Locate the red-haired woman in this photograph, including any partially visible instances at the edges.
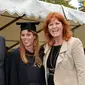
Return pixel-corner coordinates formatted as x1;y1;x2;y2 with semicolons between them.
40;12;85;85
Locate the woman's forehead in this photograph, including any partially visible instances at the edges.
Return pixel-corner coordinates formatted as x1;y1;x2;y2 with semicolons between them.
21;30;32;33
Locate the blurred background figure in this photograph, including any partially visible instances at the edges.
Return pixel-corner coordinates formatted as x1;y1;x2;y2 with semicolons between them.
0;36;6;85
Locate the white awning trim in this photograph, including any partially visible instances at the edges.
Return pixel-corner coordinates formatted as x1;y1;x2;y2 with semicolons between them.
0;0;85;24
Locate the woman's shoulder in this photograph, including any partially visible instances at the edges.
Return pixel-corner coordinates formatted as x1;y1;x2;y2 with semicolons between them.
9;48;19;55
68;37;82;44
69;37;81;40
39;44;46;60
40;43;45;50
39;43;49;50
39;43;47;54
67;37;83;48
8;48;20;60
5;48;20;67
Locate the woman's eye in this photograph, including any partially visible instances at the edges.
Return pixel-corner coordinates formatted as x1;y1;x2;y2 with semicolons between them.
56;23;59;24
27;34;30;36
21;34;25;37
49;23;53;26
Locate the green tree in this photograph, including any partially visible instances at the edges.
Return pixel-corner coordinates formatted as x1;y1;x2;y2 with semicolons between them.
41;0;71;7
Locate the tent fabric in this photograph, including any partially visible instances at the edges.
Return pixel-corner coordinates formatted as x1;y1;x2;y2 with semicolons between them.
0;0;85;24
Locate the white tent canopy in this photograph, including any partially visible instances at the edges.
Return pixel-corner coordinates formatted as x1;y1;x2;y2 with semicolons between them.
0;0;85;24
0;0;85;50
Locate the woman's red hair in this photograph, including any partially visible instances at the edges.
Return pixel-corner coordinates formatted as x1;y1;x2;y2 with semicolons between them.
43;12;72;44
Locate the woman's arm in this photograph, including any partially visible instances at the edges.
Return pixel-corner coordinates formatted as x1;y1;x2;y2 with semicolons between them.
72;38;85;85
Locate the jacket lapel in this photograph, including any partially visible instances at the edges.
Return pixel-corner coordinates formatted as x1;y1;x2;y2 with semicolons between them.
56;40;68;67
43;41;68;68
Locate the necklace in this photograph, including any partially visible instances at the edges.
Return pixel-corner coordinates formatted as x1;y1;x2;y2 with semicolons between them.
50;45;61;69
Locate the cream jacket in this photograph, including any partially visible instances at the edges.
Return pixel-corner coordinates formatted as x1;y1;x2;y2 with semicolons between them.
43;37;85;85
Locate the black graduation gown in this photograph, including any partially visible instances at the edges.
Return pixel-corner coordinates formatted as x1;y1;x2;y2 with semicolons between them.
5;48;46;85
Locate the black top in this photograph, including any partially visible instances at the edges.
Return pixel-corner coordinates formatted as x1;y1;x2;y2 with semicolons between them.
5;48;46;85
39;45;61;85
47;45;61;85
47;45;61;69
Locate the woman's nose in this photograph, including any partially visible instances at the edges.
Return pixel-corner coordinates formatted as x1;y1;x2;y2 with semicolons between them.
53;24;56;28
23;35;28;39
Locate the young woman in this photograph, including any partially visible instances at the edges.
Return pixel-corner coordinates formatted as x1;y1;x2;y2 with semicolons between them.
5;22;46;85
40;12;85;85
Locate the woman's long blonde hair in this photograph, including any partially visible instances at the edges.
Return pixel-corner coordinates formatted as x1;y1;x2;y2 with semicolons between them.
20;30;42;67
